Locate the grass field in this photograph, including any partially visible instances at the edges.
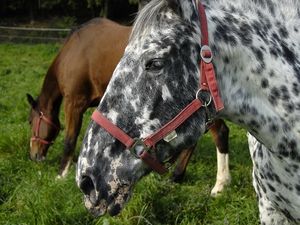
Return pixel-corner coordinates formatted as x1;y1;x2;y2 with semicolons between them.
0;43;259;225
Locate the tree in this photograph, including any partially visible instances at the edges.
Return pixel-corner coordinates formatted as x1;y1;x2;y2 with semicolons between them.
0;0;141;25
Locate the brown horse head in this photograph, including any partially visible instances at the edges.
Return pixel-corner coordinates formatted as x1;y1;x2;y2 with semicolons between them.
26;94;60;161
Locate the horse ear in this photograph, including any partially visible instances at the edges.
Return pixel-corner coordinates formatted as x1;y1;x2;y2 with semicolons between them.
26;93;37;108
166;0;180;13
139;0;151;10
166;0;198;24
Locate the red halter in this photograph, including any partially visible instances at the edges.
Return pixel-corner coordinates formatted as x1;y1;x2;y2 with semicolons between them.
91;1;223;174
30;111;60;146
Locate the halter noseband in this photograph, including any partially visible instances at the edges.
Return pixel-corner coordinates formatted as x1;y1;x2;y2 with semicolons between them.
30;111;60;146
91;1;223;174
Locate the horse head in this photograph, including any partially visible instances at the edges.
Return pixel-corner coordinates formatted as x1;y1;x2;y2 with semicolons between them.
76;0;212;216
26;94;60;161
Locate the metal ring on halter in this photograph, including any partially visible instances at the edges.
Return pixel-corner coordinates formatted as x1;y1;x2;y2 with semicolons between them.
195;89;212;107
200;45;213;63
129;138;150;158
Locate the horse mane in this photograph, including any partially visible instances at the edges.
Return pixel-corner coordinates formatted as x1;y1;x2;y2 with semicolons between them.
132;0;300;40
130;0;170;41
204;0;300;19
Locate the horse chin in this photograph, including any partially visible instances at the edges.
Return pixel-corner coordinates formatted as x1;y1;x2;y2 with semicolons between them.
83;197;127;217
29;151;47;162
36;155;46;162
108;184;132;216
107;203;123;216
30;143;49;161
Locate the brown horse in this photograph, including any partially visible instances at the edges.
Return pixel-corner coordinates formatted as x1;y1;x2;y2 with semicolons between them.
27;18;130;178
27;18;230;194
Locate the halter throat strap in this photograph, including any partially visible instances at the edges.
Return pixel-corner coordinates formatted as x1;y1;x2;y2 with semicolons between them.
91;1;223;174
198;2;224;111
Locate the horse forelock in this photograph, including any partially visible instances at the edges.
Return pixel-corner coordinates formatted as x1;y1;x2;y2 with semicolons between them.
130;0;201;43
130;0;170;42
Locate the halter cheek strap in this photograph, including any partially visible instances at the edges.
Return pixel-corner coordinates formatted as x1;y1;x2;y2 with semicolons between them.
92;99;203;174
31;111;60;146
91;1;223;174
198;2;224;111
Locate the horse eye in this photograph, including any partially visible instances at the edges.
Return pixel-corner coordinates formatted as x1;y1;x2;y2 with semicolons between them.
145;58;164;72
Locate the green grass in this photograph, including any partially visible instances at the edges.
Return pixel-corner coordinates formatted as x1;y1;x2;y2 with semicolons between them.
0;43;259;225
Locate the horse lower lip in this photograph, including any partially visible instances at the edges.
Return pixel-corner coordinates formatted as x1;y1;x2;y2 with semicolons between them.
84;198;121;217
108;203;122;216
88;207;106;217
84;197;107;217
36;155;45;161
30;153;45;162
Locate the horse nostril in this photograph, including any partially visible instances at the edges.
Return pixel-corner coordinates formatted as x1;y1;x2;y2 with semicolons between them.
80;176;95;196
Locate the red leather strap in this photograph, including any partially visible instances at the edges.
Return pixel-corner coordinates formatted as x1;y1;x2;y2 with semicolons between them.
92;111;135;148
92;110;168;174
31;137;53;145
31;112;59;146
201;61;224;111
198;2;209;46
198;2;224;111
144;99;203;147
34;115;42;137
41;113;60;130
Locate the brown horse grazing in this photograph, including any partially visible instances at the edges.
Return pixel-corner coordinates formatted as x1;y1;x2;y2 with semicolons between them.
27;18;131;178
27;17;230;194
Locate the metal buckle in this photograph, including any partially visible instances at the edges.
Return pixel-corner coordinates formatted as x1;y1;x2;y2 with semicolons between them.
129;138;150;158
200;45;213;63
39;111;44;118
195;89;214;129
195;89;212;107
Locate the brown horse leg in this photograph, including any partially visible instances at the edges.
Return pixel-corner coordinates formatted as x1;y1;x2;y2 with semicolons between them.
171;146;195;183
171;119;230;189
210;119;231;196
57;99;86;178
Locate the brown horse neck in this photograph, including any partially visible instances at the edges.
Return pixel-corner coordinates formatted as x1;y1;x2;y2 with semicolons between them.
38;60;62;121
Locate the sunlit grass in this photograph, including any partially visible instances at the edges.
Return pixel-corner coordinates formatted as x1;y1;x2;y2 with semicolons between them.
0;43;259;225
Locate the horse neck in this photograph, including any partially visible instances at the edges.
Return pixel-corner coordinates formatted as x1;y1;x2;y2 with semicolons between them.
205;2;300;150
38;61;62;121
205;4;281;144
205;6;264;113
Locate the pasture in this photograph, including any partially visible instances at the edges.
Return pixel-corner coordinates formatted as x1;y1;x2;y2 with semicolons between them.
0;43;258;224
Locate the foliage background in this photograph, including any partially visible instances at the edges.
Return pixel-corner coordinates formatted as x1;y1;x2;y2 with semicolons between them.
0;43;259;224
0;0;140;26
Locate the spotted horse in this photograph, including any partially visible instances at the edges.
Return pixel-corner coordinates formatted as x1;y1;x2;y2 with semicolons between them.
76;0;300;223
26;16;231;189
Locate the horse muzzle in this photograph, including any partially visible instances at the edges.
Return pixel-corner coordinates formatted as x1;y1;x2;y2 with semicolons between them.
79;175;131;217
84;196;108;217
29;140;48;161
